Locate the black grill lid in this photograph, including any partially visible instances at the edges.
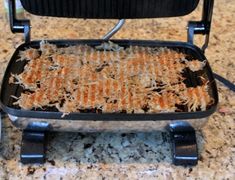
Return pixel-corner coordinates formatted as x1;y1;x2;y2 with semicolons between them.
20;0;199;19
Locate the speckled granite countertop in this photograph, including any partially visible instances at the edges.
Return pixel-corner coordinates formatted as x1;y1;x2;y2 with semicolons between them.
0;0;234;179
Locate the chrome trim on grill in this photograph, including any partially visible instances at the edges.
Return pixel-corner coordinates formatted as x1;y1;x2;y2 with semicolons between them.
8;115;208;132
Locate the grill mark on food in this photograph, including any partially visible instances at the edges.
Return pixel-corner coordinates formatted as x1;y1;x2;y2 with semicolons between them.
130;62;136;112
74;86;80;101
111;51;120;112
97;52;104;107
90;72;98;107
156;55;162;80
133;57;140;111
165;51;172;85
86;59;92;107
83;86;89;107
116;50;122;111
120;66;126;110
11;42;214;114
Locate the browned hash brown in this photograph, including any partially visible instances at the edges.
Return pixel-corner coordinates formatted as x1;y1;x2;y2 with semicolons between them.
10;41;214;115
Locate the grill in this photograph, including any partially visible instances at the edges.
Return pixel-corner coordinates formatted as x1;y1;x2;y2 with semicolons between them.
0;0;218;165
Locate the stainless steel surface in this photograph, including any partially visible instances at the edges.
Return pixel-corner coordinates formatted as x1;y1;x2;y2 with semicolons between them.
8;115;208;132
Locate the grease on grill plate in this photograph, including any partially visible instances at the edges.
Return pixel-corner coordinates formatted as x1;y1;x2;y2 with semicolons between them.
9;41;214;116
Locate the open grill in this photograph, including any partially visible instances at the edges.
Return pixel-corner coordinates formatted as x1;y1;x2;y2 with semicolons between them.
0;0;218;165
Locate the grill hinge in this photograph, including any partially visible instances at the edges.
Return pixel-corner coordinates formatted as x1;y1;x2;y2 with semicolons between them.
187;0;214;52
9;0;31;43
187;21;210;53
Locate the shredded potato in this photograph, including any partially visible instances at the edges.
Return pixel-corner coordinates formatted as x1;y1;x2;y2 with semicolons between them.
18;48;40;61
184;59;206;72
10;41;213;115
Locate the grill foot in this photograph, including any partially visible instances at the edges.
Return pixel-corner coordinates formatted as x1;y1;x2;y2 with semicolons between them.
20;130;46;164
168;122;198;166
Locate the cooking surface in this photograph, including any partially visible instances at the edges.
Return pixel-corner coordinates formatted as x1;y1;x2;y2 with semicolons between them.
2;41;217;119
0;0;234;179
